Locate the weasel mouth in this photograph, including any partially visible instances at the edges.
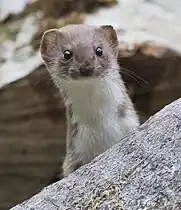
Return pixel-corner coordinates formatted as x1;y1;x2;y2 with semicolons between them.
70;68;94;79
79;68;93;77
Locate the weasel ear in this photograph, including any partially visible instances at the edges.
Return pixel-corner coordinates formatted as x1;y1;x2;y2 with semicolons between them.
99;25;119;49
40;29;62;63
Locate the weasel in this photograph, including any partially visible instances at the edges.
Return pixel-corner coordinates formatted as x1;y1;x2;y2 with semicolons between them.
40;24;140;177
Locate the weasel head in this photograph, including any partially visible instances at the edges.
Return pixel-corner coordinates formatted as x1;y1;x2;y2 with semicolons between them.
40;24;120;88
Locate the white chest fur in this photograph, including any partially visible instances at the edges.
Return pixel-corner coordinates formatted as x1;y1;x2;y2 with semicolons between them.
63;74;139;164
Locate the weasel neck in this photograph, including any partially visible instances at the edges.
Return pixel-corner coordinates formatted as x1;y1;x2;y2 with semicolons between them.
63;74;126;125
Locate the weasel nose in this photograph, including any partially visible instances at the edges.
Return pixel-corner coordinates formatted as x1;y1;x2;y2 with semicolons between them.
79;67;93;77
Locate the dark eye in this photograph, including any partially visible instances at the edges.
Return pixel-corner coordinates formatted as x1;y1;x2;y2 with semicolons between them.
95;47;103;57
64;50;72;60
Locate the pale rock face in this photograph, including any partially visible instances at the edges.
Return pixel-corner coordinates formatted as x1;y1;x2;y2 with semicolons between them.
85;0;181;53
0;0;29;21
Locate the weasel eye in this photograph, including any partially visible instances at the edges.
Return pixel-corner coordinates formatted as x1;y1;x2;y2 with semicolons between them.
64;50;72;60
95;47;103;57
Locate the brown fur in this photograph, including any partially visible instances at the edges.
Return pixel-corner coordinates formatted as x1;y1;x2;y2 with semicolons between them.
40;24;140;177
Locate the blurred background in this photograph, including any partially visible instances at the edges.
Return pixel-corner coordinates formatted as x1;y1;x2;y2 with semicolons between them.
1;0;181;209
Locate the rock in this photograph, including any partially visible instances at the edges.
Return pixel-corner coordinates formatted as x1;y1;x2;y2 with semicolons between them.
119;42;181;123
0;66;66;209
10;97;181;210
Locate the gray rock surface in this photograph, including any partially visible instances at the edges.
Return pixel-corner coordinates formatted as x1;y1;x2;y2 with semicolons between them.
11;97;181;210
